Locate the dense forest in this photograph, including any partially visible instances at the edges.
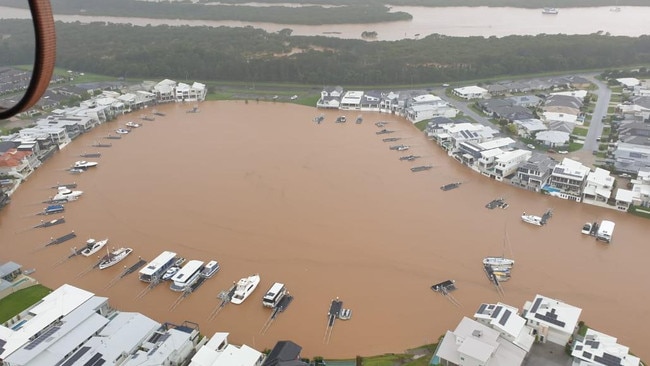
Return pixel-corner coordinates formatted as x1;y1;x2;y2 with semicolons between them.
0;0;641;25
1;20;649;85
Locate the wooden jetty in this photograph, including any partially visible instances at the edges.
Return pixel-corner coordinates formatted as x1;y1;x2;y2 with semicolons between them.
260;294;294;334
324;298;343;344
383;137;401;142
377;129;395;135
153;110;166;117
431;280;461;307
540;209;553;225
122;258;147;278
80;153;101;158
208;284;237;321
51;183;77;189
104;135;122;140
34;217;65;229
486;197;508;210
91;141;112;148
441;182;462;191
411;165;433;173
45;232;76;247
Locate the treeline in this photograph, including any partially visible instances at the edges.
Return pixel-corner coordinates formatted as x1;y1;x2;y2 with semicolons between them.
0;0;411;25
1;20;650;86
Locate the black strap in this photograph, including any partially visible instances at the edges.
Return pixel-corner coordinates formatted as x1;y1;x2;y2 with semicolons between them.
0;0;56;120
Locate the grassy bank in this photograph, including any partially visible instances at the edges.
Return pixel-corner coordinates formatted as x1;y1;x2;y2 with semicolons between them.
0;284;51;323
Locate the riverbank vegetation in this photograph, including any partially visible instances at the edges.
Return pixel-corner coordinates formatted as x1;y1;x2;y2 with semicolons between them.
1;20;650;87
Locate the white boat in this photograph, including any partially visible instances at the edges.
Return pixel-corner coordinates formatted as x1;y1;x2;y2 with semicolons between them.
52;187;83;202
80;238;108;257
231;274;261;304
483;257;515;267
73;160;98;169
125;121;141;128
200;260;220;278
542;7;559;14
581;222;593;235
521;212;543;226
98;247;133;270
162;266;180;281
115;128;130;134
262;282;287;308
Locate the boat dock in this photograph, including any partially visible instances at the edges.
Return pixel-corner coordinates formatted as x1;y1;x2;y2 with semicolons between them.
80;153;101;158
34;217;65;229
104;135;122;140
153;111;166;117
260;294;294;334
540;209;553;225
441;182;462;191
45;231;77;246
486;197;508;209
91;142;112;148
377;129;395;135
51;183;77;189
313;114;324;124
208;283;237;321
484;265;506;297
411;165;433;172
122;258;147;278
324;298;343;344
431;280;461;307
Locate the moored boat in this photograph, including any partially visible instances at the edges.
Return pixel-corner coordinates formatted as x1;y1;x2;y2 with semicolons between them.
200;260;220;278
80;238;109;257
231;274;261;304
521;212;543;226
125;121;141;128
115;128;130;134
98;247;133;269
411;165;433;172
52;187;83;202
162;266;180;281
483;256;515;267
440;182;462;191
72;160;98;169
41;204;65;215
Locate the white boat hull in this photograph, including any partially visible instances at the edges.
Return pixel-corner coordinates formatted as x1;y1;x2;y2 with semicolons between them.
81;239;108;257
231;274;261;304
521;214;543;226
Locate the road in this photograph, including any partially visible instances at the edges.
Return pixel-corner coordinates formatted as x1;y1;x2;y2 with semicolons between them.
581;74;612;152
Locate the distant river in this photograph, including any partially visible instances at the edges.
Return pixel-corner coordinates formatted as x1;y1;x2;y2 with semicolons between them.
2;5;650;40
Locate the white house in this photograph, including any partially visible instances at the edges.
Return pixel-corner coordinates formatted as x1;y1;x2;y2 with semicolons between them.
434;317;527;366
571;328;640;366
582;167;615;206
0;149;38;180
153;79;177;103
550;90;588;99
453;85;488;100
535;130;570;148
188;332;264;366
522;294;582;346
404;101;458;123
616;77;641;88
546;158;591;202
493;150;532;181
542;111;579;124
339;90;364;110
614;188;635;211
317;86;344;109
630;169;650;208
513;119;548;138
474;303;536;353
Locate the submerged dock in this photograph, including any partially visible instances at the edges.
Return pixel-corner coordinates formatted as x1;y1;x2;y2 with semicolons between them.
441;182;462;191
34;217;65;229
208;284;237;321
486;198;508;210
80;153;101;158
324;298;343;344
45;231;77;246
431;280;461;307
260;294;294;334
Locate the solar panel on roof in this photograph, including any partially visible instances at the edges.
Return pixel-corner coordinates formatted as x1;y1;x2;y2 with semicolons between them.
477;304;487;314
583;351;593;359
533;313;566;327
24;326;61;350
499;310;511;326
530;297;543;313
61;346;91;366
491;306;502;318
594;353;623;366
83;353;104;366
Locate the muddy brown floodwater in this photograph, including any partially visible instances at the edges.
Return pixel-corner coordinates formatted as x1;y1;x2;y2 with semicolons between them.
1;101;649;360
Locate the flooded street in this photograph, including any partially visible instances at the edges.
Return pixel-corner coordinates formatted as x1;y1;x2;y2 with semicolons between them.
1;101;649;359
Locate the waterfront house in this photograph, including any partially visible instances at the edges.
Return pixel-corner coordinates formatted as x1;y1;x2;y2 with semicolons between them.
614;188;635;211
613;142;650;174
535;130;571;148
317;86;344;109
261;340;308;366
453;85;488;100
522;294;582;346
0;284;201;366
513;118;548;139
630;169;650;208
174;82;207;102
476;148;505;174
404;96;458;123
425;117;458;140
493;149;533;181
0;149;38;180
358;90;382;110
571;328;640;366
189;332;264;366
153;79;177;103
474;303;536;353
339;90;364;110
431;317;527;366
545;158;591;202
0;261;28;299
511;154;556;192
582;168;615;206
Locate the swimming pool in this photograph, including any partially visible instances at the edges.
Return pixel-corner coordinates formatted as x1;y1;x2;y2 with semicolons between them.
11;278;30;287
11;319;27;331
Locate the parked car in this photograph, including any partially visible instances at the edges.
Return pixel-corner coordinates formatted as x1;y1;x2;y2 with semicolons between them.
527;144;535;149
558;150;569;154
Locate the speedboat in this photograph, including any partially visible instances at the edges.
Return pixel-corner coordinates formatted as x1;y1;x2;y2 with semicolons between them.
483;257;515;267
115;128;130;134
73;160;98;169
69;168;85;174
162;266;180;281
98;247;133;270
231;274;261;304
200;260;220;278
80;238;109;257
52;187;83;202
335;116;346;123
396;145;410;151
581;222;593;235
125;121;141;128
521;212;543;226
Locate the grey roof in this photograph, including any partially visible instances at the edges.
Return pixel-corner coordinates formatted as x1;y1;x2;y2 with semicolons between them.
262;340;307;366
631;96;650;109
519;154;557;172
545;95;583;109
0;261;21;277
